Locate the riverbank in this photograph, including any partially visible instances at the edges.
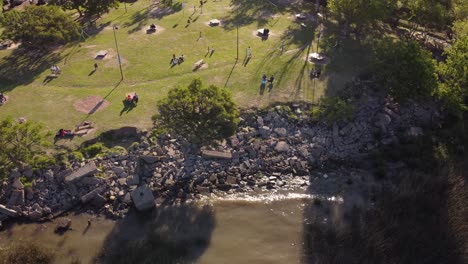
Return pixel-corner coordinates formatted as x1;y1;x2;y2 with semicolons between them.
0;84;440;224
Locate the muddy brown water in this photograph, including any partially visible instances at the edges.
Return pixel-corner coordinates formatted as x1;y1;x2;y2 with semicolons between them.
0;191;345;264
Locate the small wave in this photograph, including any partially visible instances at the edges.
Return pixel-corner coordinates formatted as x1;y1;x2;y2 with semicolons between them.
199;191;343;204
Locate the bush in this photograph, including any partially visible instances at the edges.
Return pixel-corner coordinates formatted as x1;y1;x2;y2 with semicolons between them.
0;242;54;264
20;176;33;188
70;151;84;162
309;96;354;124
106;146;128;156
373;39;437;102
82;143;106;158
32;155;56;170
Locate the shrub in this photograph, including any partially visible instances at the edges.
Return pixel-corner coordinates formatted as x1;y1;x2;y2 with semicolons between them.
32;155;56;170
106;146;128;156
309;96;354;124
82;143;106;158
70;151;84;162
20;176;33;188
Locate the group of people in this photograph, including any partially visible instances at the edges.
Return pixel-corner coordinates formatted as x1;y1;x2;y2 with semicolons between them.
126;92;139;105
261;74;275;86
171;54;185;65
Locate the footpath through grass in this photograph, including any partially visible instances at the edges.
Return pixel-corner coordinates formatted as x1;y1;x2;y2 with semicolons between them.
0;0;367;145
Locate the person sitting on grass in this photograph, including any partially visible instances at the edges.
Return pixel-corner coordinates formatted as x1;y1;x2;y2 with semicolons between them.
0;92;5;104
56;128;73;138
127;94;132;102
132;93;139;104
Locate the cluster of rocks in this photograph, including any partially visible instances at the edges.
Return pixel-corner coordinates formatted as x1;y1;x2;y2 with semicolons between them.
0;90;440;223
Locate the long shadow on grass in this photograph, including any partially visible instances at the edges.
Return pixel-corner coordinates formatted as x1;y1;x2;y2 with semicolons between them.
123;2;182;34
221;0;291;30
0;48;62;92
302;135;468;264
93;202;215;264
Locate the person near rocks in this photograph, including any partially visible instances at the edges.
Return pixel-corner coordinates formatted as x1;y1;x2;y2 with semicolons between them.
94;63;98;70
87;218;92;226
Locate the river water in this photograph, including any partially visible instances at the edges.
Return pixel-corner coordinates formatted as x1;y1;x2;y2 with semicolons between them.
0;190;346;264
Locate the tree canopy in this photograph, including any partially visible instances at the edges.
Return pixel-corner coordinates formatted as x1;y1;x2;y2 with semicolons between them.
437;36;468;112
49;0;119;18
0;5;80;48
373;39;438;101
0;118;51;171
328;0;396;35
153;79;239;145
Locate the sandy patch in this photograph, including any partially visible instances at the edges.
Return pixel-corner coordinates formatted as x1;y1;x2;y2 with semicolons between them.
92;49;129;67
73;96;110;114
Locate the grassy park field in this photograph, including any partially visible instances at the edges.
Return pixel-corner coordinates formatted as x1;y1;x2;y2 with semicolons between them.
0;0;369;145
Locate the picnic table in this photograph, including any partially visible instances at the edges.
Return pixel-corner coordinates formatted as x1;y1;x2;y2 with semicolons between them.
209;19;220;26
95;50;108;59
309;52;324;61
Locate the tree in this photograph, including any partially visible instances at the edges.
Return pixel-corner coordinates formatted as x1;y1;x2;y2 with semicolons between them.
49;0;119;18
373;39;438;101
0;5;80;48
0;117;51;170
437;36;468;112
328;0;396;36
153;79;239;144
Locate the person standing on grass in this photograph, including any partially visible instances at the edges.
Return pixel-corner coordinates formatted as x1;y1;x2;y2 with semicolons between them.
247;46;252;58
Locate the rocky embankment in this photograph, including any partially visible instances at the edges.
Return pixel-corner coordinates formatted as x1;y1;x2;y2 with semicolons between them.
0;91;440;223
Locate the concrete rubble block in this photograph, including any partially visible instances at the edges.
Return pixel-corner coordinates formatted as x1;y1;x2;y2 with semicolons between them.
274;141;290;153
274;127;288;137
81;177;101;186
126;175;140;186
65;161;98;184
81;187;103;204
196;186;210;194
92;194;107;208
131;185;155;211
226;175;237;185
201;150;233;160
140;155;158;164
7;190;24;206
0;204;18;217
258;126;271;139
12;178;24;190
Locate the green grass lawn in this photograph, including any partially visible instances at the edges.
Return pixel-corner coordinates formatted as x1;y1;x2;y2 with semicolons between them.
0;0;369;146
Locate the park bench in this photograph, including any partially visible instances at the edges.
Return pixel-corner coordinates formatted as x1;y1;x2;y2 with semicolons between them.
95;50;108;60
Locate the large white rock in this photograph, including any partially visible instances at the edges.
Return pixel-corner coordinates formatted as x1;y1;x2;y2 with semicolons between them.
275;141;290;153
131;185;155;211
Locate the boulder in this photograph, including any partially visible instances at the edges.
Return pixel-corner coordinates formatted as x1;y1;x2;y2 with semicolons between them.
92;194;107;208
140;155;158;164
126;175;140;186
0;204;18;217
28;210;42;220
7;190;24;206
131;185;155;211
201;150;233;160
405;127;424;138
11;178;24;190
226;176;237;185
81;177;101;186
55;218;72;233
274;141;290;153
259;126;271;139
197;186;210;194
81;187;103;204
65;161;98;184
274;127;288;137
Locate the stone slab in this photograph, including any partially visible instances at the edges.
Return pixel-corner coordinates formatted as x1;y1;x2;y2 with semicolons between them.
65;161;98;184
201;150;232;160
0;204;18;217
131;184;155;211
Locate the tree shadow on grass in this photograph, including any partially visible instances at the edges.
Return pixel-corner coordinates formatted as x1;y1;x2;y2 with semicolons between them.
123;2;182;34
80;126;143;149
0;48;62;92
93;202;215;264
221;0;291;30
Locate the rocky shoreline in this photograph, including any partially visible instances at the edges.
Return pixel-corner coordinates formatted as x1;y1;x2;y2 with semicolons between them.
0;88;440;225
